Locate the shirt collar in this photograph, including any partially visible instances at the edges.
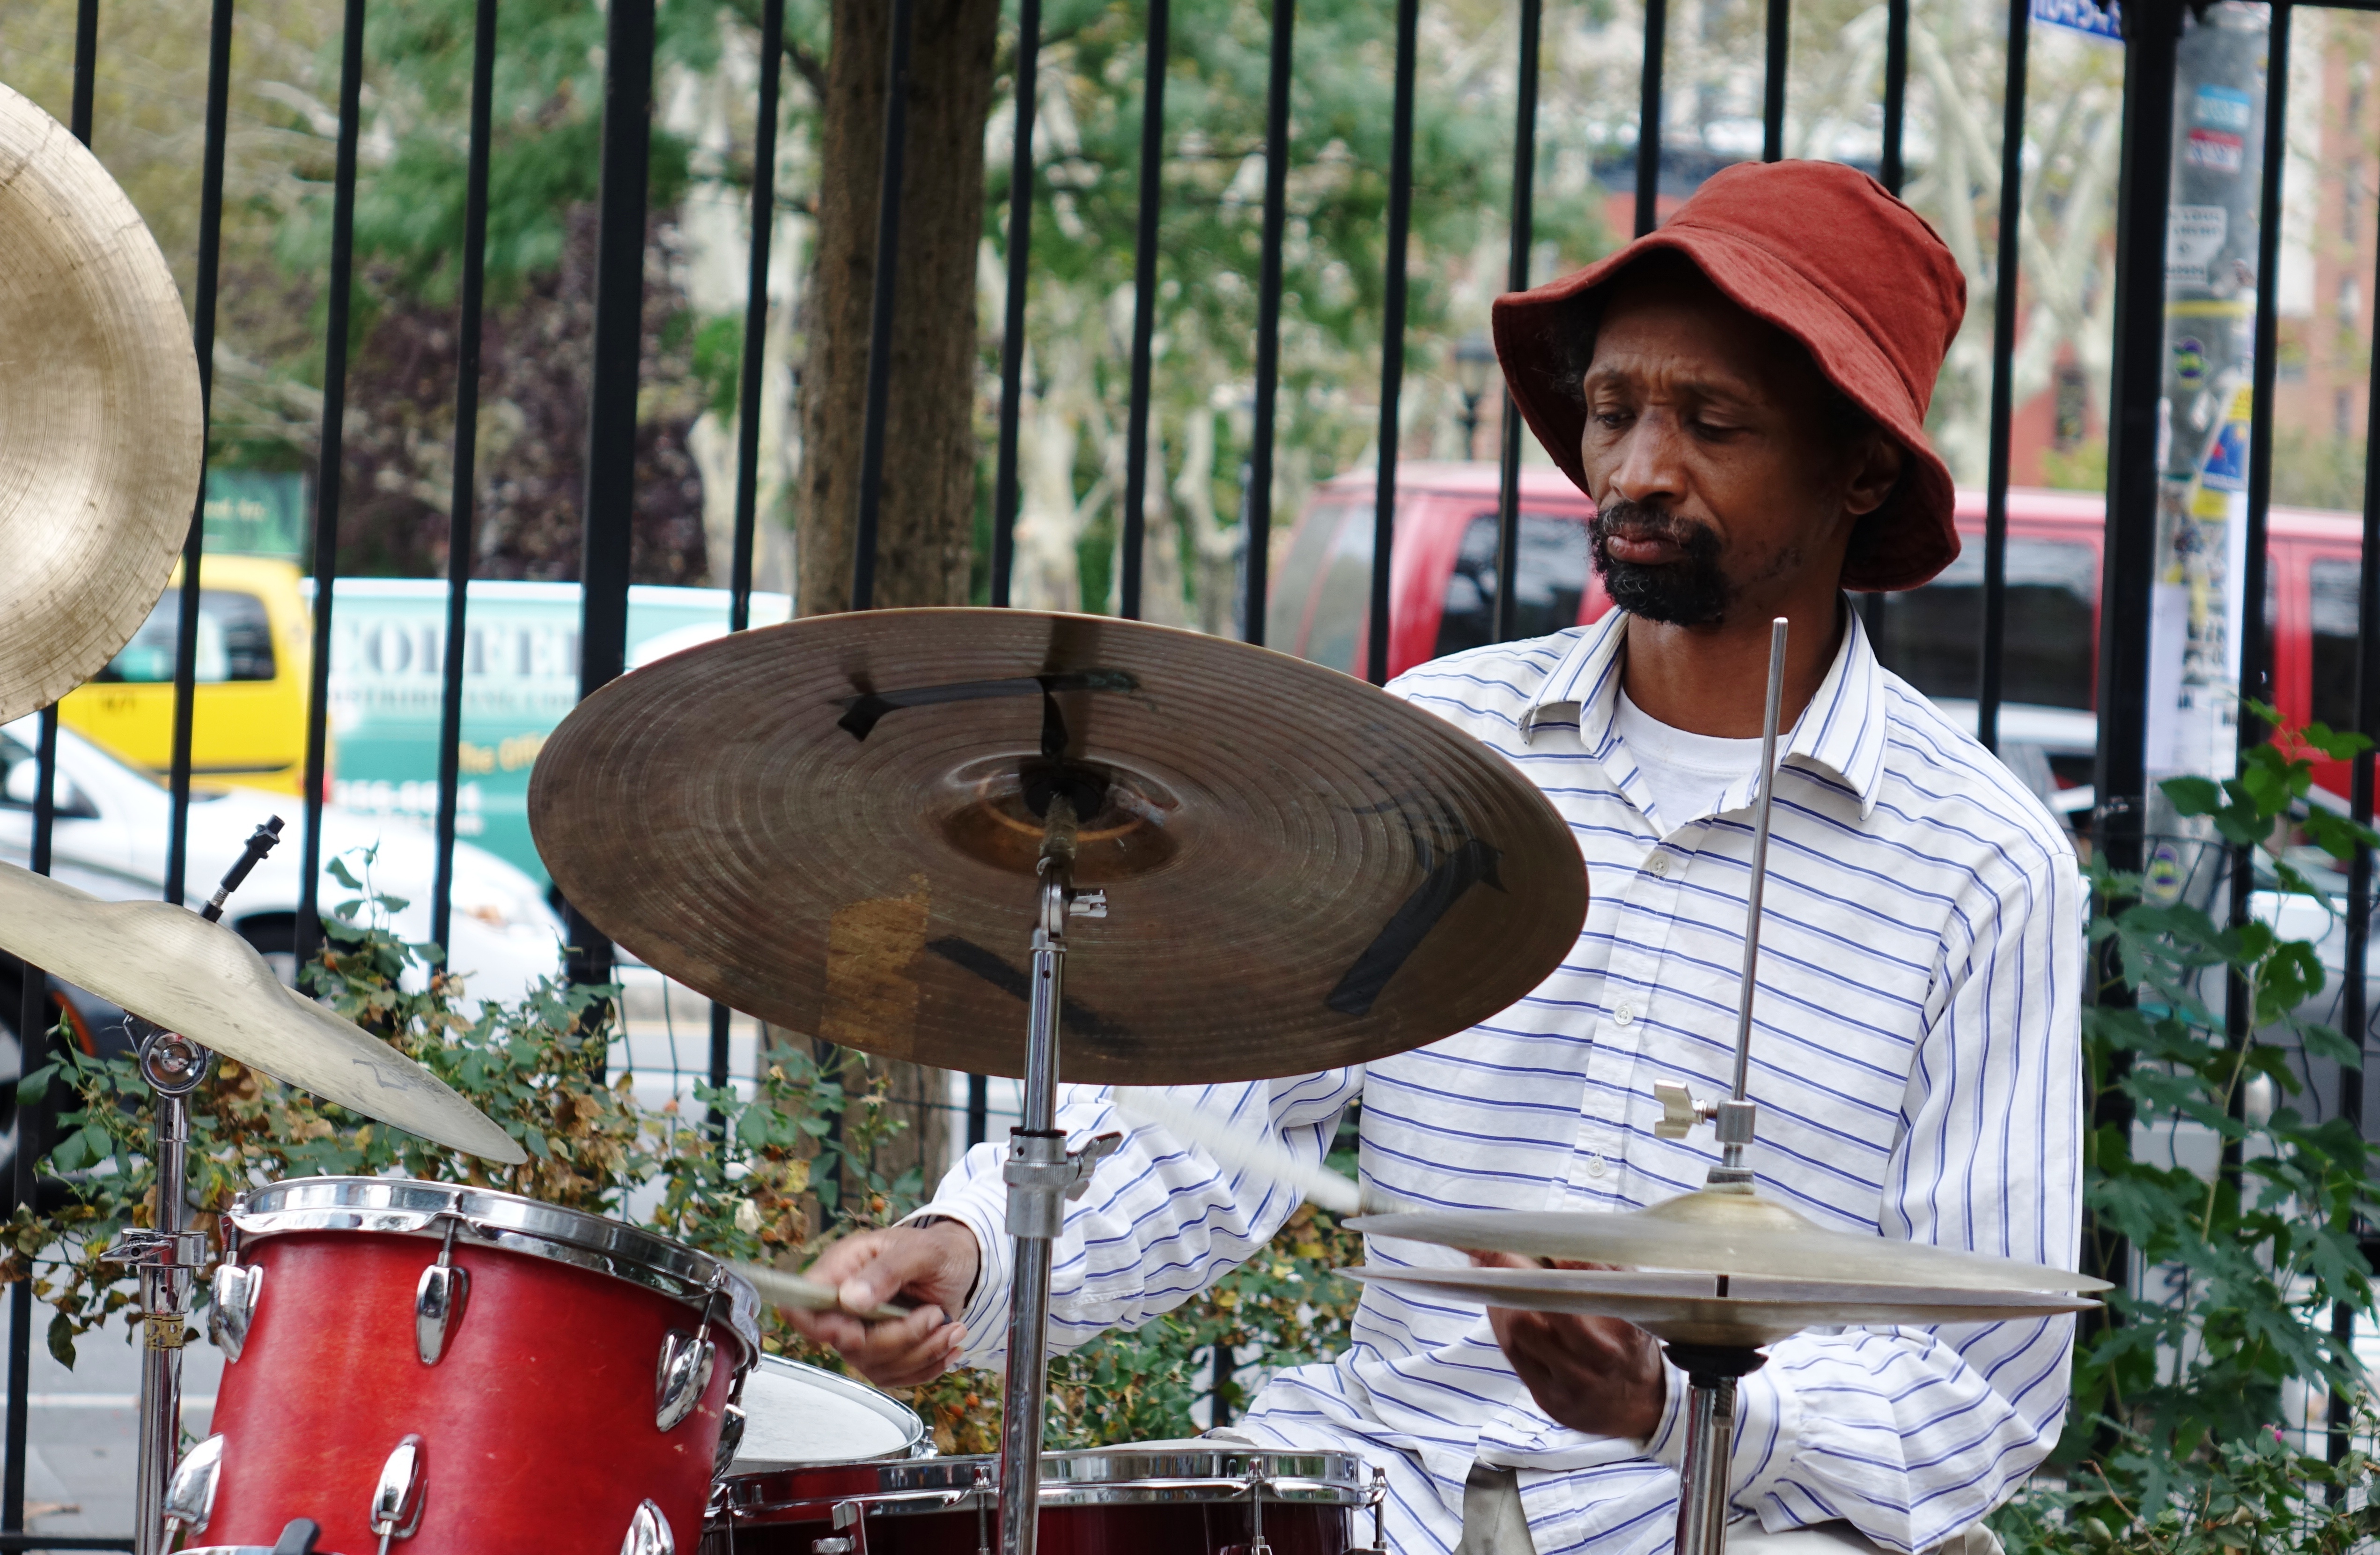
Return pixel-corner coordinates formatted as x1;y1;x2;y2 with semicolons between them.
1518;600;1891;819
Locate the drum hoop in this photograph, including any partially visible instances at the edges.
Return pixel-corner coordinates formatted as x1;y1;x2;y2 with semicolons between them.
225;1176;761;1360
718;1450;1375;1518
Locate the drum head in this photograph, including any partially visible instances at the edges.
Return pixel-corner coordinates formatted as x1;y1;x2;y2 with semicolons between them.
731;1355;928;1470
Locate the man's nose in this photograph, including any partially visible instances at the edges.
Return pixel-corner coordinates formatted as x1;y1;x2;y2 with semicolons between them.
1604;413;1687;507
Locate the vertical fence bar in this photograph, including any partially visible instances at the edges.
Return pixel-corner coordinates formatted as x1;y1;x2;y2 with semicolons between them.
967;1075;988;1148
1366;0;1420;687
851;0;913;615
1881;0;1908;193
989;0;1042;609
2223;2;2288;1140
1977;0;2031;756
7;14;103;1528
166;3;238;910
2088;0;2183;1308
431;0;499;965
715;0;785;1132
2338;174;2380;1467
565;0;657;992
1634;0;1665;237
1242;0;1296;644
1119;0;1169;622
1492;0;1542;644
1761;0;1788;163
294;0;370;972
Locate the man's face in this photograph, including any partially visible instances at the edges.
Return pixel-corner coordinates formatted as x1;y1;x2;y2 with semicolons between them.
1576;260;1896;627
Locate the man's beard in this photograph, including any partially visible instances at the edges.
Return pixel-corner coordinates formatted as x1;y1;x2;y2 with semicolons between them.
1590;499;1732;626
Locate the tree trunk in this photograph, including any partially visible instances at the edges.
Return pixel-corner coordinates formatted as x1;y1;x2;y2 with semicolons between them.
795;0;999;1192
798;0;996;617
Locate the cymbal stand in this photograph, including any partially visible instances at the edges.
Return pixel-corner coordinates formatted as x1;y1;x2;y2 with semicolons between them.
109;819;281;1555
1651;621;1788;1555
996;797;1119;1555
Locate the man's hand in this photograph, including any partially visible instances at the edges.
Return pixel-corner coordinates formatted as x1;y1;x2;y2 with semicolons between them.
780;1219;982;1388
1474;1250;1667;1442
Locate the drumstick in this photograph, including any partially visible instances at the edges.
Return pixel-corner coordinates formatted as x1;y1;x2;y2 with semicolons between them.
730;1261;914;1323
1111;1088;1393;1215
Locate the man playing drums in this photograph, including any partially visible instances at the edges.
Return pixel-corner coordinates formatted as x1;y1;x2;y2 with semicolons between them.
790;161;2083;1555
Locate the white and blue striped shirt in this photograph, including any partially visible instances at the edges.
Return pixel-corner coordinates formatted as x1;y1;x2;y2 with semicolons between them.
921;606;2085;1555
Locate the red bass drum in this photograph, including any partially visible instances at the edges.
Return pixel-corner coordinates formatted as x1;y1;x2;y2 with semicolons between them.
171;1176;760;1555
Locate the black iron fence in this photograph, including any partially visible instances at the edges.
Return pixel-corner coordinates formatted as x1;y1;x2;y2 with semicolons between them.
9;0;2380;1538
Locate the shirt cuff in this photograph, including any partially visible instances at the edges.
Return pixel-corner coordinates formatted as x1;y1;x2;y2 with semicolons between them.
901;1182;1013;1365
1646;1356;1689;1467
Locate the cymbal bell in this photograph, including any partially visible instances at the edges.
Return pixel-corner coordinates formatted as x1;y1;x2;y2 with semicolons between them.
1350;1186;2110;1294
529;609;1590;1085
0;862;524;1164
0;83;203;723
1340;1265;2098;1348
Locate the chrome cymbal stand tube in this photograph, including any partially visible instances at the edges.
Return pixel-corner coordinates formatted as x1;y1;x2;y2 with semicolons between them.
1666;619;1788;1555
997;797;1119;1555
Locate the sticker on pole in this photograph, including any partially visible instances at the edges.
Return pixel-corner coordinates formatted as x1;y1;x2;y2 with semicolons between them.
2166;206;2228;285
2194;85;2254;133
2187;128;2245;174
2030;0;2122;43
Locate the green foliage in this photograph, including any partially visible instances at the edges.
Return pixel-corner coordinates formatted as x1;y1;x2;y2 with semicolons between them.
1995;708;2380;1550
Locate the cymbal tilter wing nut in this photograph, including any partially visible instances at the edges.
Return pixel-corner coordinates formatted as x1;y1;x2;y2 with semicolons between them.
1652;1081;1719;1141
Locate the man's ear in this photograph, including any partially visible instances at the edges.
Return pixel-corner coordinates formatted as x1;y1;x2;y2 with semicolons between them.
1842;429;1905;519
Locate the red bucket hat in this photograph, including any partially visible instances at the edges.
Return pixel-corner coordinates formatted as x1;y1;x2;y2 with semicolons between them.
1490;160;1967;592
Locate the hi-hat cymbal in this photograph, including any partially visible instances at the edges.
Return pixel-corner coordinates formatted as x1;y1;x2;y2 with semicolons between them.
1341;1266;2097;1348
0;862;524;1163
0;83;203;723
529;608;1589;1085
1350;1187;2110;1294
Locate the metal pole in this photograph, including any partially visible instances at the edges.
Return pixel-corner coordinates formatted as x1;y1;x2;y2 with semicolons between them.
1761;0;1788;163
1977;0;2031;756
1492;0;1541;645
996;873;1068;1555
851;0;914;614
1634;0;1665;237
566;0;657;992
1119;0;1170;622
1366;0;1420;687
989;0;1043;609
1241;0;1296;644
731;0;784;636
432;0;499;964
3;712;57;1540
129;1063;193;1555
967;1074;989;1148
1672;1375;1738;1555
294;0;369;973
1880;0;1908;194
166;0;237;911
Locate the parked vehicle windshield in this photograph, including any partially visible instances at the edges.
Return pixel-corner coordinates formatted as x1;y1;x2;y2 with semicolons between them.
1868;537;2098;708
1435;512;1593;657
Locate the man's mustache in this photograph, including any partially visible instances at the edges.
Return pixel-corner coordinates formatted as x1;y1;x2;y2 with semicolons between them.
1590;499;1720;557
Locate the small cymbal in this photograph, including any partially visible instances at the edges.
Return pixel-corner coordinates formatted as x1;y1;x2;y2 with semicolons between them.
0;862;524;1163
1340;1266;2097;1348
1350;1186;2110;1294
0;83;203;723
529;609;1589;1085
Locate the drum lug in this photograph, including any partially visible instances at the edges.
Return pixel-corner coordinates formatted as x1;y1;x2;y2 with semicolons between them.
655;1328;716;1431
414;1219;469;1365
208;1261;263;1362
813;1498;867;1555
711;1400;746;1477
162;1432;226;1536
620;1498;675;1555
367;1433;427;1550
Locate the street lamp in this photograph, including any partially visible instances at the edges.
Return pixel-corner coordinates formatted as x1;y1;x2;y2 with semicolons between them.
1454;333;1496;459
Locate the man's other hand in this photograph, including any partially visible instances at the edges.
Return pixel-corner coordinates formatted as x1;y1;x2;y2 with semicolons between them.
781;1219;981;1387
1473;1250;1666;1442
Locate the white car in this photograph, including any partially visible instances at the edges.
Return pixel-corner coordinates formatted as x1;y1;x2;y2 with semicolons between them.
0;715;567;1058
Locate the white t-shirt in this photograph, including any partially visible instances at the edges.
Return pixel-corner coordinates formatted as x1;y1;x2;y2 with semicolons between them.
1610;688;1765;829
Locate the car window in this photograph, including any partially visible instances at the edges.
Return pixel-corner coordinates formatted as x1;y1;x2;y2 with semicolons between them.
1434;512;1593;657
98;589;276;684
1303;504;1385;675
0;735;98;819
1869;538;2098;709
1267;500;1364;653
2311;558;2360;732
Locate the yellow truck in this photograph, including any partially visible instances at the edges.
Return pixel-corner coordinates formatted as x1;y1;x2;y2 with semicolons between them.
59;553;316;796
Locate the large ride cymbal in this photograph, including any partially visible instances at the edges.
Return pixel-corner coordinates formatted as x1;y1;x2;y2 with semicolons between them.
1350;1187;2110;1294
0;84;203;723
1340;1266;2097;1348
529;609;1589;1085
0;863;525;1163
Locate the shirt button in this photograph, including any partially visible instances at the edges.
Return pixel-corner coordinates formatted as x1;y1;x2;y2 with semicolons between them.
1648;853;1670;877
1611;1004;1636;1028
1585;1154;1608;1178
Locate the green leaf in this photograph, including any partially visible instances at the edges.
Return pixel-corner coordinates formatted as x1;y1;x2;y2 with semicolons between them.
325;856;363;890
15;1062;57;1105
45;1311;76;1369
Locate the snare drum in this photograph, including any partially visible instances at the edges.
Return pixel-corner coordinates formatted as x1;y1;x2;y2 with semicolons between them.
705;1445;1381;1555
173;1177;759;1555
727;1355;930;1471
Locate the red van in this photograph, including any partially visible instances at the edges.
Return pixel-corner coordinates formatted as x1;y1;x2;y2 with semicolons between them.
1269;462;2366;804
